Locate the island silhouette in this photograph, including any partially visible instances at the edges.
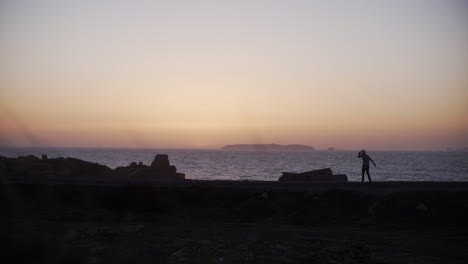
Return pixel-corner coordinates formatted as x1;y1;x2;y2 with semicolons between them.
222;144;315;151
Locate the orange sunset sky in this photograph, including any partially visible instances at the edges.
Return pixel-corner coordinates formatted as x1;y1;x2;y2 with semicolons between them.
1;0;467;150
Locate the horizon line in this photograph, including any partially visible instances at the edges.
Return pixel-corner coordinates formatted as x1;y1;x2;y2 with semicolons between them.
0;145;465;153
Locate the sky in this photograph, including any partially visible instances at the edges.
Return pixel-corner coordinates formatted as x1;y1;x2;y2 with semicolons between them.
1;0;467;150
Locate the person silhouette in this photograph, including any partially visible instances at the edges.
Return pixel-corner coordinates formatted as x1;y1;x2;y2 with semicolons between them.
358;150;376;182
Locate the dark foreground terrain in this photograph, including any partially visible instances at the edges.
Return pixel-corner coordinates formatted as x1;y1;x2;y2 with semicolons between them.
2;179;468;264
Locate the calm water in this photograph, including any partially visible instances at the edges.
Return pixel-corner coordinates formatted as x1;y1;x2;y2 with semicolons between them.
1;147;467;182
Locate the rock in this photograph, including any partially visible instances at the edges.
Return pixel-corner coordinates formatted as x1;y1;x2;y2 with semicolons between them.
332;174;348;181
151;154;170;169
0;154;184;180
25;155;39;160
0;155;112;178
300;168;333;177
174;172;185;179
328;147;335;151
52;158;112;177
112;154;185;180
279;168;348;182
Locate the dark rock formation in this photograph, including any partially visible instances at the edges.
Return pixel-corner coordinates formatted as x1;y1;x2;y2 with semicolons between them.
112;154;184;179
0;155;112;178
151;154;170;168
0;154;185;180
279;168;348;182
327;147;335;151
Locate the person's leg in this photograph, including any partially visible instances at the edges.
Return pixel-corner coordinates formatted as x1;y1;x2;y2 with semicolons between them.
366;167;372;182
361;166;365;182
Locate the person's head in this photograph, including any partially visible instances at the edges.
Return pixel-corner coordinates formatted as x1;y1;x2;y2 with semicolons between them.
361;149;366;155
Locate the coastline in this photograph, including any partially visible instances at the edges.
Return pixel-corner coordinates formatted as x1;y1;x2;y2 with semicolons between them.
4;176;468;193
2;178;468;263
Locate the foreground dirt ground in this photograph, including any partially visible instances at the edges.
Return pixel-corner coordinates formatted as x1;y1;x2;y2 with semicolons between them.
2;180;468;263
4;221;468;264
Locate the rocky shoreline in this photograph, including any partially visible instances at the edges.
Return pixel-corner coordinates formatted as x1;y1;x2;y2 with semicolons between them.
1;155;468;263
0;154;185;180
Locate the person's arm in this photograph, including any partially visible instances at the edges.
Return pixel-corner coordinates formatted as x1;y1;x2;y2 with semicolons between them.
370;157;376;166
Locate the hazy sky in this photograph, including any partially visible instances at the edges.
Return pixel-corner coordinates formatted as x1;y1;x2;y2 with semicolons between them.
1;0;467;150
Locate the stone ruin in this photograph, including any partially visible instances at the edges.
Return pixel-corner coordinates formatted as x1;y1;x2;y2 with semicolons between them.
278;168;347;182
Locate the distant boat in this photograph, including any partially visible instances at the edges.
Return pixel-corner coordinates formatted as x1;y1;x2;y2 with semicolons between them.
221;144;315;151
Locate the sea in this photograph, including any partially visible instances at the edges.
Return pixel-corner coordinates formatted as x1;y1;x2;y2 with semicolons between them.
1;147;468;182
